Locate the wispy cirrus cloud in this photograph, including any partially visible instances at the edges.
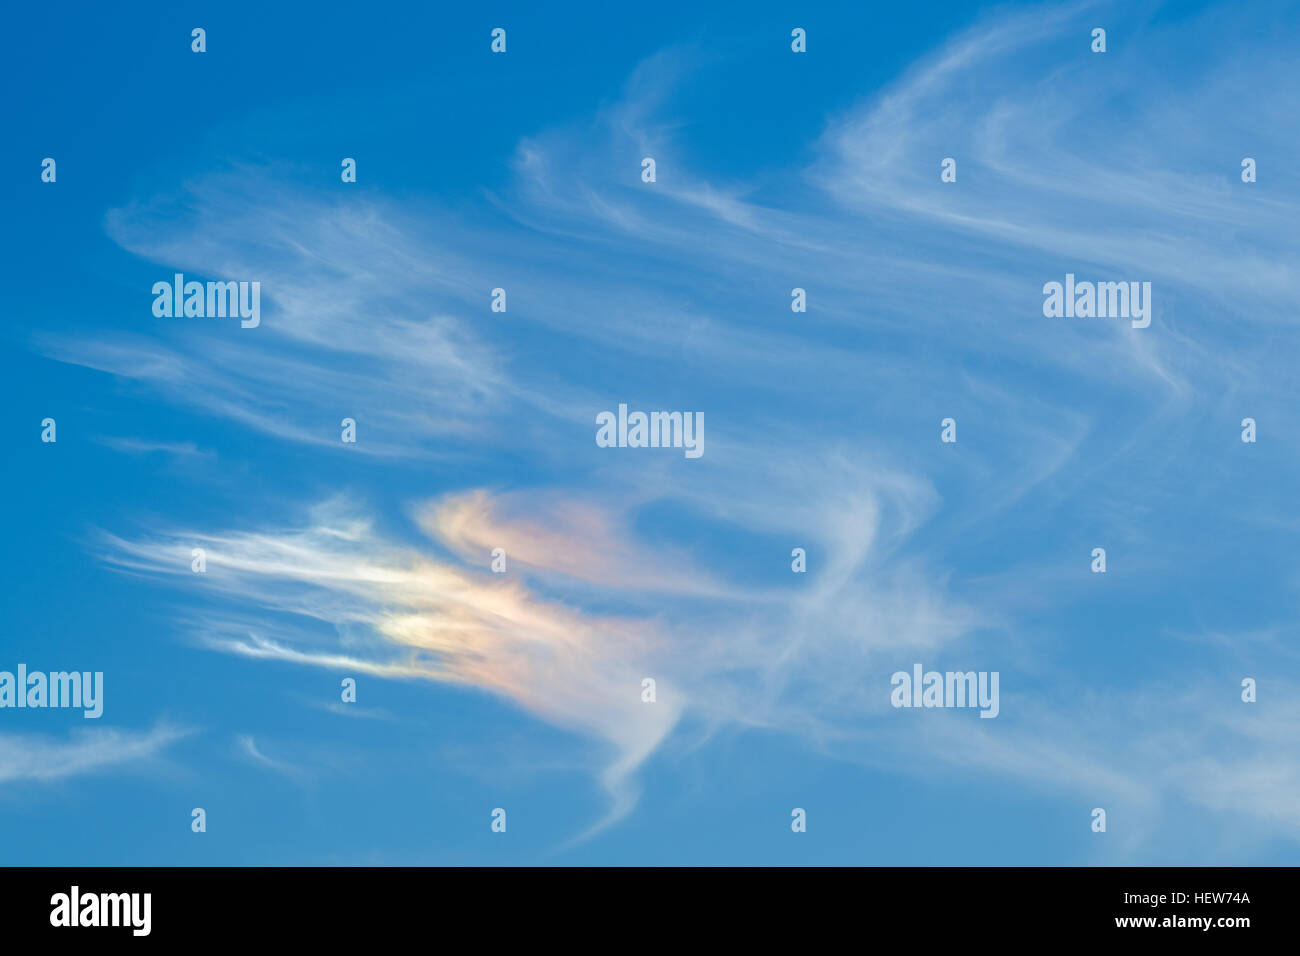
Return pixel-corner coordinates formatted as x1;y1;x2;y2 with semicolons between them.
97;477;976;829
49;0;1300;853
0;724;190;785
95;483;1300;853
236;734;309;781
96;436;213;459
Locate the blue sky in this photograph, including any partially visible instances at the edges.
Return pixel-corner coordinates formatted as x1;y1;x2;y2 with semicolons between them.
3;0;1299;865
